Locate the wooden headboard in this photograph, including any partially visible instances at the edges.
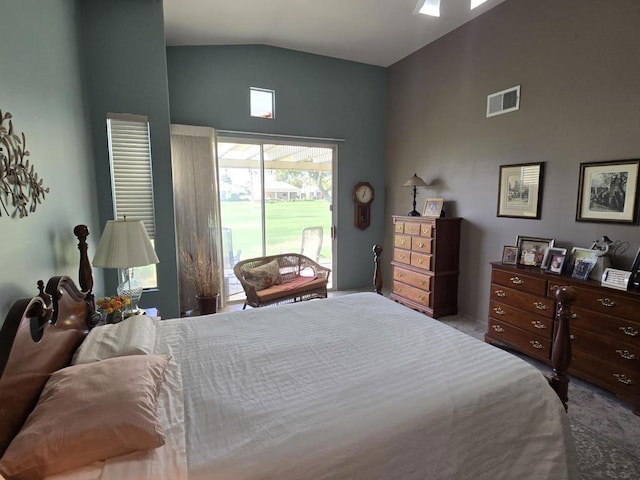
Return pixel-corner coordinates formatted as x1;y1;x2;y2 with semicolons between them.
0;225;99;456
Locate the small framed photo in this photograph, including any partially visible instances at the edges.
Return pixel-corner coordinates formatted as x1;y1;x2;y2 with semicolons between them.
576;159;640;224
502;246;518;265
497;162;544;219
541;247;567;271
567;247;600;280
516;236;554;266
548;254;566;275
423;198;444;217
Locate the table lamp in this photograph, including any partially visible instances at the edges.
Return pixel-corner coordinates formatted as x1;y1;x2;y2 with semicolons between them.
92;218;159;314
402;173;428;216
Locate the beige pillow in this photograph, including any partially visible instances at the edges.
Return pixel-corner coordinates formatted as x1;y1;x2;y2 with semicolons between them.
72;315;158;365
243;259;280;291
0;355;169;480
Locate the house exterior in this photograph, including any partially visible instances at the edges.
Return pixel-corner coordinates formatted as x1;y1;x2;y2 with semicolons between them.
1;0;638;324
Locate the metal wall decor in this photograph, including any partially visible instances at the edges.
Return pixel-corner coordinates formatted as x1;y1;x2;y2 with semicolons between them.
0;109;48;217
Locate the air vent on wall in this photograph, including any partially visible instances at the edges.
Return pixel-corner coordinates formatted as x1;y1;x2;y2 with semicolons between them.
486;85;520;117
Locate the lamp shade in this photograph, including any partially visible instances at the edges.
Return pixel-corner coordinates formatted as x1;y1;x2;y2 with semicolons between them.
93;219;159;269
402;173;428;188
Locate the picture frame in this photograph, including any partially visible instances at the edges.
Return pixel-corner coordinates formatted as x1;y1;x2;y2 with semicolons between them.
515;235;554;266
423;197;444;217
576;159;640;224
541;247;567;271
497;162;544;219
547;254;566;275
567;247;599;277
502;245;518;265
572;258;597;280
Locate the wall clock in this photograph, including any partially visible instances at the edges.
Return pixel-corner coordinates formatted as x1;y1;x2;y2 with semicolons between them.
353;181;374;230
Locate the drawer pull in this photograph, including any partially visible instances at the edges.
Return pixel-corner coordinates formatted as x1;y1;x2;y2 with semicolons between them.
533;302;547;310
619;326;639;337
597;298;616;307
613;374;633;385
419;295;426;302
509;276;524;285
494;289;506;297
418;242;425;248
616;350;637;360
419;279;426;286
569;334;576;341
493;307;506;315
397;272;404;278
417;258;423;264
571;312;579;319
399;239;406;245
492;324;505;333
531;321;546;329
529;340;544;350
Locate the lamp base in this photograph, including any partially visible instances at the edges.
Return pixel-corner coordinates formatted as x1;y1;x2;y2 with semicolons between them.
117;269;143;314
407;210;421;217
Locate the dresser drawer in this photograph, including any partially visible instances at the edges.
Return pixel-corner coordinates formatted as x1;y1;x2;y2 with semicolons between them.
570;349;639;398
393;281;430;307
569;286;640;323
491;269;547;296
570;305;640;346
490;284;554;319
489;301;553;339
420;223;433;237
394;221;405;233
410;252;432;271
404;222;421;235
487;318;551;361
393;267;431;291
411;236;432;254
394;234;411;249
393;248;411;265
571;326;640;371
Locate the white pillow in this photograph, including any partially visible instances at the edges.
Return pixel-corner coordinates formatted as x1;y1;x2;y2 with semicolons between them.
72;315;158;365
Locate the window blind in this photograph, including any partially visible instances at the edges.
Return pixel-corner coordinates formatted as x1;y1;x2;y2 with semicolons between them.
106;114;156;239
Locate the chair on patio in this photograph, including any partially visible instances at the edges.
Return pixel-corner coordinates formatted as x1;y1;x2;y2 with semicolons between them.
301;226;323;262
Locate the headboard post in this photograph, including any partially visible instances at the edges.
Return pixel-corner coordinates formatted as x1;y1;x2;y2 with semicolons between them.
73;224;93;294
372;244;383;295
550;286;576;412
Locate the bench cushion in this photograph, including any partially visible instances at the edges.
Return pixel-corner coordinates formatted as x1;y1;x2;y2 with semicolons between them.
257;276;327;303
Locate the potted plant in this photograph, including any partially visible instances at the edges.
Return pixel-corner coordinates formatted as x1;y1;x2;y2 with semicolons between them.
181;239;220;315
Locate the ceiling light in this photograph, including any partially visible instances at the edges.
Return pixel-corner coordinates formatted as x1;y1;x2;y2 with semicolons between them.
417;0;441;17
471;0;489;9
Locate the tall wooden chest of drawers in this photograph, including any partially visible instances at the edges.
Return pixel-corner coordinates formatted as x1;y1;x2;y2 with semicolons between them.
485;262;640;415
390;216;461;318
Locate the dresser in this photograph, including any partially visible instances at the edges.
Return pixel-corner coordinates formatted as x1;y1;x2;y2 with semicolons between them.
390;216;461;318
485;262;640;415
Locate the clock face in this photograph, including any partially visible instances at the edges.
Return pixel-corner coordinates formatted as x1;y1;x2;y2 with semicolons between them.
355;183;373;204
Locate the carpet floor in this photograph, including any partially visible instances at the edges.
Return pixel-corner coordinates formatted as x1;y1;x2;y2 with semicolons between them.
444;314;640;480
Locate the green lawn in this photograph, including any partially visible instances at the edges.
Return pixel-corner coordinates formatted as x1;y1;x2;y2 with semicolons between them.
220;200;332;263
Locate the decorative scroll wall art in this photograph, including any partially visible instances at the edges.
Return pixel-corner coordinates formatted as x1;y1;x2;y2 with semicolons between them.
0;109;49;218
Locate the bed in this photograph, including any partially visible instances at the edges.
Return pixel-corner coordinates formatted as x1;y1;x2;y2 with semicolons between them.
0;225;578;480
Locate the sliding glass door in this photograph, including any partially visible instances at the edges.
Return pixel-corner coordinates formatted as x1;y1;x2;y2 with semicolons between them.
217;136;335;303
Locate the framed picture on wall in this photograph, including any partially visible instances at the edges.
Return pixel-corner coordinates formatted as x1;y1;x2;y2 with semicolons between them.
576;159;640;223
497;162;545;219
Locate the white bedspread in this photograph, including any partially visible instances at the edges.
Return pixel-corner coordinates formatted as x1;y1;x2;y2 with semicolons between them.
55;292;578;479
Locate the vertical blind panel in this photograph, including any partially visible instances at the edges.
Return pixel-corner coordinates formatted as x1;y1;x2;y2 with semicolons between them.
107;117;156;238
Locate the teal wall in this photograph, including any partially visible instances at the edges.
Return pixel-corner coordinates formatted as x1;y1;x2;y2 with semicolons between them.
0;0;99;324
77;0;179;317
166;45;387;288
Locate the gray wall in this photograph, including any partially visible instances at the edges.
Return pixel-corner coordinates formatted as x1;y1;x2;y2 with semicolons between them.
385;0;640;323
77;0;180;318
0;0;100;324
166;45;387;289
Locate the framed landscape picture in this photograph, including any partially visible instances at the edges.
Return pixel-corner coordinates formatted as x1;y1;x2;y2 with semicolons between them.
576;159;640;223
497;162;544;219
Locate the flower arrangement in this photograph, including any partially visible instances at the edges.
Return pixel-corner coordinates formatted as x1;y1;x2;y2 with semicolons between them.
96;295;131;315
181;236;220;298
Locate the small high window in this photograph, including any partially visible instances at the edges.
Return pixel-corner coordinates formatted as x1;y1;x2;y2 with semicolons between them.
250;87;275;119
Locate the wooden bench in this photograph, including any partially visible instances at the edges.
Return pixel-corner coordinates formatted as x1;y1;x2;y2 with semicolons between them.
234;253;331;309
